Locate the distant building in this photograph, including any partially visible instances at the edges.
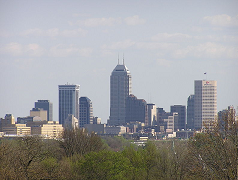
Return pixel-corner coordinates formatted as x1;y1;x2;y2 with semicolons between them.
105;126;127;135
35;100;53;121
64;114;78;129
170;105;186;130
218;106;236;132
79;97;93;127
59;84;80;126
0;114;15;131
30;108;47;121
125;94;148;124
108;62;132;126
0;114;31;135
31;121;63;139
164;112;179;132
147;104;157;126
84;124;105;134
187;95;195;130
194;80;217;130
157;108;170;132
93;117;101;124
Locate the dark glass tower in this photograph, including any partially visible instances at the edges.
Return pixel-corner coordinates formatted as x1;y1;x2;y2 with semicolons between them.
79;97;93;127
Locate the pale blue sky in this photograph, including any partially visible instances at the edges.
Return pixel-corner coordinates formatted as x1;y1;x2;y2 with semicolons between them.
1;0;237;123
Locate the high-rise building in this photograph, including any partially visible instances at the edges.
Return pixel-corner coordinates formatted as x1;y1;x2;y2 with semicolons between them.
59;84;80;126
125;94;148;124
170;105;186;131
35;100;53;121
79;97;93;127
187;95;195;130
194;80;217;130
108;62;132;125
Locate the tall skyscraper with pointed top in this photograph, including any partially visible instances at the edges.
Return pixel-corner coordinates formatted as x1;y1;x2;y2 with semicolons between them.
108;60;132;126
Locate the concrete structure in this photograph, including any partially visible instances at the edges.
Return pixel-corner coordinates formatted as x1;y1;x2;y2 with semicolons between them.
164;112;178;132
125;94;148;124
31;121;63;138
84;124;105;134
194;80;217;130
187;95;195;130
0;114;31;135
218;106;236;131
105;126;127;135
79;97;93;127
0;114;15;131
30;108;47;121
108;62;132;126
64;114;79;129
2;124;31;135
59;84;80;126
35;100;53;121
170;105;186;130
93;117;101;124
147;104;157;126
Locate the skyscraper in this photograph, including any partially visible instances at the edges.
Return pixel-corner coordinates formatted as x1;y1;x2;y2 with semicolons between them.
147;104;157;126
170;105;186;131
59;84;80;126
108;62;132;125
35;100;53;121
79;97;93;127
194;80;217;130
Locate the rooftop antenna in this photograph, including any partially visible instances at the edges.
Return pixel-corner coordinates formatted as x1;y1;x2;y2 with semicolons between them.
118;53;120;65
123;53;125;65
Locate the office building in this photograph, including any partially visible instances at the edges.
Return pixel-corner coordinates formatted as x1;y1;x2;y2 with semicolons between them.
108;62;132;125
35;100;53;121
64;114;79;129
147;104;157;126
30;108;47;121
164;112;179;133
170;105;186;131
194;80;217;130
187;95;195;130
79;97;93;127
125;94;148;124
59;84;80;126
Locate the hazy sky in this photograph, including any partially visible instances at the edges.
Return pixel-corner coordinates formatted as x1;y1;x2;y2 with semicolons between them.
1;0;237;123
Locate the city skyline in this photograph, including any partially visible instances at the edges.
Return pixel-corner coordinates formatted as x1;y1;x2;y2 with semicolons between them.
1;0;237;123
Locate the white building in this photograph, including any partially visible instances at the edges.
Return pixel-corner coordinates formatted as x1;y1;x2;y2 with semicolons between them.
108;62;132;126
147;104;157;126
194;80;217;130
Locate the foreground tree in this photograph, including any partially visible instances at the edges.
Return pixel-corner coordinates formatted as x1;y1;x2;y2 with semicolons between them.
60;128;104;157
187;110;238;179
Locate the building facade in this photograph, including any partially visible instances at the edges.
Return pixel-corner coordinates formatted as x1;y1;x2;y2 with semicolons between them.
79;97;93;127
187;95;195;130
35;100;53;121
194;80;217;130
59;84;80;126
30;108;47;121
125;94;148;124
108;63;132;126
147;104;157;126
170;105;186;131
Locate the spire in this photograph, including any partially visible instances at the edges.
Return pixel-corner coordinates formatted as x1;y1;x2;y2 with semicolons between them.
123;53;125;65
118;53;119;65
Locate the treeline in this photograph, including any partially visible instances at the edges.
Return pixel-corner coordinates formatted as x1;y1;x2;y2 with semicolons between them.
0;123;237;180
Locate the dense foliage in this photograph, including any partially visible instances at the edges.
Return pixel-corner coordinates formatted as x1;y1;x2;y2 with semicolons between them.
0;119;237;180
